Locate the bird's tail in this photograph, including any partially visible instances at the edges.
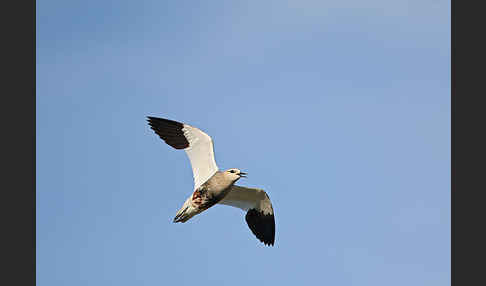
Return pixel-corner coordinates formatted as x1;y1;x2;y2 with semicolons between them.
173;196;199;223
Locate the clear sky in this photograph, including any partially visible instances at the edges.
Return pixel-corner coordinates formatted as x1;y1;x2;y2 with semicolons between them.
37;1;450;285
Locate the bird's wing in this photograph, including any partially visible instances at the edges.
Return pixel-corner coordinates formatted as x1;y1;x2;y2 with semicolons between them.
147;116;219;189
218;185;275;246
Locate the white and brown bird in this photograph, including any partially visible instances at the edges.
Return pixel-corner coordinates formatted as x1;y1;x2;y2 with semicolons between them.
146;116;275;246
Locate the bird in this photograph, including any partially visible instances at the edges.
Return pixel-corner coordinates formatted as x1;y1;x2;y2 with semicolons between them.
146;116;275;246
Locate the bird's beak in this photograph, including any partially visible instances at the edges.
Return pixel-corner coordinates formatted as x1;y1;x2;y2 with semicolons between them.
240;172;247;178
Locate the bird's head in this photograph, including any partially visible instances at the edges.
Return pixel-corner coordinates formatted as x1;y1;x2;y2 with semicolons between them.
224;168;247;182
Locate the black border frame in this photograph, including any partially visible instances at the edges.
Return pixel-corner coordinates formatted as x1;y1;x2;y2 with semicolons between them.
452;0;486;284
4;0;36;285
6;0;476;285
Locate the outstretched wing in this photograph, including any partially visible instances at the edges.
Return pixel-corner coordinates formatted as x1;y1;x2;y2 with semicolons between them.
147;116;219;189
218;185;275;246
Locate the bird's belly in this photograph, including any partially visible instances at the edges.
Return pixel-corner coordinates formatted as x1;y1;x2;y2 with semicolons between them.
192;186;233;211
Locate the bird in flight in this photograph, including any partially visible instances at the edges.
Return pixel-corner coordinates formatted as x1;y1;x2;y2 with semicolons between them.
146;116;275;246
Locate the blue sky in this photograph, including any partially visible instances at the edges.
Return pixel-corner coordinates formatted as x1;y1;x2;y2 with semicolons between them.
37;1;450;285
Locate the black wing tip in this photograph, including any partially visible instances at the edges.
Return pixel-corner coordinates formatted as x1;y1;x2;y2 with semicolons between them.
245;209;275;247
262;239;275;246
146;116;184;126
146;116;160;124
146;116;189;149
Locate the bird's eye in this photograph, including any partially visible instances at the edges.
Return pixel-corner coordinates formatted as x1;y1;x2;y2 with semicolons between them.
230;170;235;173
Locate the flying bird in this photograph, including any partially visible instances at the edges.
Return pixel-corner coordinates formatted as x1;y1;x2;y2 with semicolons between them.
146;116;275;246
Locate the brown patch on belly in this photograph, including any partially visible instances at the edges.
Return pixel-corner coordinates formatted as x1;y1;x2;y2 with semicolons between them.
191;187;227;211
192;190;203;206
199;195;221;211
